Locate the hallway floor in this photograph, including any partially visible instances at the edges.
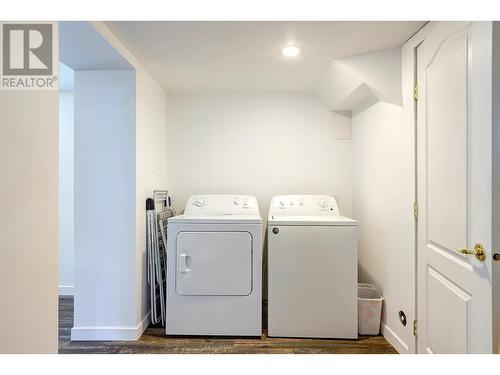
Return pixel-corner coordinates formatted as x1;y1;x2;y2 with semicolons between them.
59;296;397;354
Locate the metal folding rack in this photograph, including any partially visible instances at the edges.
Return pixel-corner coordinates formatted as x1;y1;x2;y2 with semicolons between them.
146;190;175;326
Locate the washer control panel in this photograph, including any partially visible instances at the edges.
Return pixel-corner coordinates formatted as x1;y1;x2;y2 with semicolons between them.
184;194;259;215
270;195;340;216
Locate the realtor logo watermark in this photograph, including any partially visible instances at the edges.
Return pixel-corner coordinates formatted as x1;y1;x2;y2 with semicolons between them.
0;22;58;90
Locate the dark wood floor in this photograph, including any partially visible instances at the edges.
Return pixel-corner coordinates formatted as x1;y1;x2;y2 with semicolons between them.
59;296;397;354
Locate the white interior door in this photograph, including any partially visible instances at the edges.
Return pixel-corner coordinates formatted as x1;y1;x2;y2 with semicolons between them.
417;22;493;353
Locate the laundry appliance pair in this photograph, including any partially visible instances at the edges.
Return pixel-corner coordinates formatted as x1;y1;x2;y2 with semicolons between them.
166;194;358;338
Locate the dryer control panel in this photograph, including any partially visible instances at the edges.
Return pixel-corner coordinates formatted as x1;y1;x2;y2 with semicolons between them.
184;194;260;216
269;195;340;216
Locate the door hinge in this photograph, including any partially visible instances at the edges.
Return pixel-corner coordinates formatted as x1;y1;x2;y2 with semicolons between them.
413;202;418;219
413;84;418;101
413;320;418;336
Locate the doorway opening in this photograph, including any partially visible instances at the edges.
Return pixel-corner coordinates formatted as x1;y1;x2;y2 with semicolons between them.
58;21;136;345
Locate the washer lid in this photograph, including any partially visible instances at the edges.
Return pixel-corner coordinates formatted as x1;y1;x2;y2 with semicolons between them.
168;214;262;225
268;215;357;226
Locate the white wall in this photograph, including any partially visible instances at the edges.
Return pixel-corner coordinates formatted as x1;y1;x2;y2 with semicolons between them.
351;101;414;353
135;70;168;325
348;25;431;354
0;91;59;353
90;22;169;330
59;91;75;295
165;93;353;219
72;70;137;340
59;22;168;339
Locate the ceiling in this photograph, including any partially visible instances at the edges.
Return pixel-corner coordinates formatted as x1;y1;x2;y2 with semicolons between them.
105;21;425;92
60;22;132;71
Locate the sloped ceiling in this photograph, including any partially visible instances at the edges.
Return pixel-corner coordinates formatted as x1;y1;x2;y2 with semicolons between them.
314;48;403;112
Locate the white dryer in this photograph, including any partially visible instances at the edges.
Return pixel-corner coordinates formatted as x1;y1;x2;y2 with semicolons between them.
267;195;358;339
166;194;262;336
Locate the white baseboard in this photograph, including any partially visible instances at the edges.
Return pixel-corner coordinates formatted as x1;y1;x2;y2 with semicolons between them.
71;311;151;341
136;311;151;339
381;321;410;354
59;285;74;295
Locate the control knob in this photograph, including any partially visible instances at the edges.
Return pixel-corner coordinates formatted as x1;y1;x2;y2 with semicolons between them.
194;198;205;207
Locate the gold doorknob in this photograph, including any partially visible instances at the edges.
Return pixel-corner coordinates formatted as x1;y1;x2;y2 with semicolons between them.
457;243;486;262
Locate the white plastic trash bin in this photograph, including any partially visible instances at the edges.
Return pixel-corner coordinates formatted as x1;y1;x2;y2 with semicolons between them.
358;283;384;335
358;283;374;289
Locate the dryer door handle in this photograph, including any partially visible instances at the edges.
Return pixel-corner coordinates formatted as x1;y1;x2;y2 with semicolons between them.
179;253;190;273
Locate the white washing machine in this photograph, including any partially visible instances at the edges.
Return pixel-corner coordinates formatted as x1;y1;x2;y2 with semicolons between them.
166;194;262;336
267;195;358;339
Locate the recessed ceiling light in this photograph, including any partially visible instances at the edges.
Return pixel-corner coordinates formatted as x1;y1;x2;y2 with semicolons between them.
281;46;300;58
